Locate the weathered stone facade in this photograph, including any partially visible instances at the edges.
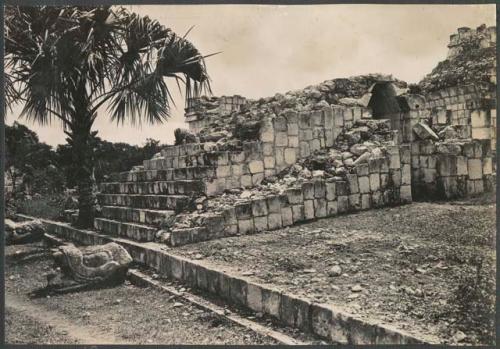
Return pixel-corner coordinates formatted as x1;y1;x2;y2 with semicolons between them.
95;25;496;247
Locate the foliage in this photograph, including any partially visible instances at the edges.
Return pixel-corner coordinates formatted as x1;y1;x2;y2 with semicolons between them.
56;136;164;187
450;258;495;344
5;122;64;194
5;5;212;227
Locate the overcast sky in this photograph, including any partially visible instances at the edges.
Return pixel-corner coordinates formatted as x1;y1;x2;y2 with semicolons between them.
5;4;495;148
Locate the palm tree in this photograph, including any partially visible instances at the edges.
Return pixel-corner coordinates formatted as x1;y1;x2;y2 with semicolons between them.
5;6;212;228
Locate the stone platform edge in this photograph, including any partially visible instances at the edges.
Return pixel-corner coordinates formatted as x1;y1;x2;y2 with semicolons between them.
18;214;437;345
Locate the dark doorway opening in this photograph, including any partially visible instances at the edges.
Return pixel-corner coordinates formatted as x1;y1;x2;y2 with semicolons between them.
368;82;402;118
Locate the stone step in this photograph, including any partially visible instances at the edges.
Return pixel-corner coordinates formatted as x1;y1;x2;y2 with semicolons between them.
100;206;174;225
97;193;191;211
109;166;216;182
144;150;246;170
99;180;206;195
94;218;157;242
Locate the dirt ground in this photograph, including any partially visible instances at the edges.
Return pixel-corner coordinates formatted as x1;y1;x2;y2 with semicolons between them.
4;244;277;345
173;193;496;345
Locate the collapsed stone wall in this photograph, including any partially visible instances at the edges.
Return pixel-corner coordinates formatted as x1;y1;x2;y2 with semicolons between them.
411;139;493;200
185;95;248;134
418;24;496;151
169;143;411;246
95;26;496;247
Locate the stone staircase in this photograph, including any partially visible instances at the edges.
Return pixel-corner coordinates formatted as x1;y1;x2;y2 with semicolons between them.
95;141;265;243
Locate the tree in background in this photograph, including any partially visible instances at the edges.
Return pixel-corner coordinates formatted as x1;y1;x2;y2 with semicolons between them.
56;137;164;187
5;6;211;227
5;122;63;194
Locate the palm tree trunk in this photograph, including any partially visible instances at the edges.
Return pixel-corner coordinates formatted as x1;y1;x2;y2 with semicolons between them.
71;113;96;229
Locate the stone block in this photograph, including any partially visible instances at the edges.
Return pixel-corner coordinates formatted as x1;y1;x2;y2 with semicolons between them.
311;304;332;339
263;143;274;156
326;181;336;201
413;122;439;141
310;139;321;152
281;206;293;227
304;200;315;220
260;121;275;142
314;199;327;218
336;181;349;196
368;158;381;173
275;132;289;147
229;276;248;306
472;127;491;140
253;215;268;232
356;163;369;176
483;157;492;175
241;175;252;188
474;179;484;194
288;136;299;147
299;112;312;129
249;160;264;174
288;123;299;136
252;173;264;186
231;164;244;177
292;205;305;222
358;176;370;193
314;180;326;198
235;202;252;219
349;194;361;210
361;194;372;209
280;293;312;331
400;185;412;203
423;168;437;183
284;148;297;165
222;207;237;225
369;173;380;191
302;181;315;199
216;165;231;178
286;187;303;204
218;272;231;300
437;155;457;176
468;159;482;179
326;201;338;216
274;116;288;131
323;108;334;128
262;288;282;318
238;219;254;234
380;173;389;188
471;110;489;128
401;164;411;185
264;156;275;169
346;174;359;193
268;213;283;230
299;142;311;158
246;283;263;312
252;198;268;217
267;196;282;213
337;196;349;213
456;156;468;176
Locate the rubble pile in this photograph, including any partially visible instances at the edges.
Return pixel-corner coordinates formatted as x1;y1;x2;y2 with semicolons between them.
194;74;407;144
169;118;395;231
419;24;496;93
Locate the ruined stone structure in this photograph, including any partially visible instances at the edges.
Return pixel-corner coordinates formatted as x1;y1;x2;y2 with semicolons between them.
95;25;496;247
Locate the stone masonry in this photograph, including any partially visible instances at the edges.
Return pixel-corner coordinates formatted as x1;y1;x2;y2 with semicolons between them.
95;25;496;247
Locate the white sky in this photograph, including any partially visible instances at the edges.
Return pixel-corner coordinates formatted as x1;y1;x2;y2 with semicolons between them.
5;4;496;148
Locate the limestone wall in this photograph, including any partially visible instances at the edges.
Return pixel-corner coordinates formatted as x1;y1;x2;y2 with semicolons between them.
170;144;412;246
411;139;493;200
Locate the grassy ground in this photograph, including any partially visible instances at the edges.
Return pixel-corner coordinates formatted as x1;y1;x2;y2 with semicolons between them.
4;244;277;345
5;307;78;345
173;192;496;345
